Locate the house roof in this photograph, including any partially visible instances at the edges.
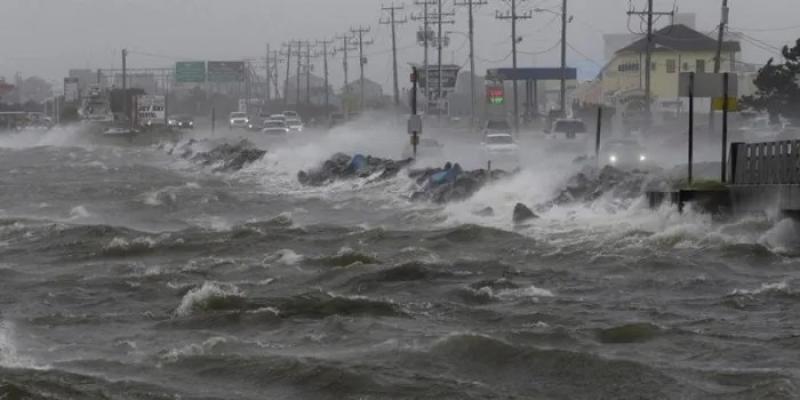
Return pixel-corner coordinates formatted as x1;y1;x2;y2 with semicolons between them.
617;24;741;54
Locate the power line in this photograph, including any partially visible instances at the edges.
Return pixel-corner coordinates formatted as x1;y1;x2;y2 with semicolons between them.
496;0;532;133
380;3;408;107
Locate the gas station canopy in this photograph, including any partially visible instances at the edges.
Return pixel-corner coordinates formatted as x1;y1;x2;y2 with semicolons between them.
487;68;577;81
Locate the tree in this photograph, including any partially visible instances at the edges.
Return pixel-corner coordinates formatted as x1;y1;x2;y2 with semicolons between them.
742;38;800;124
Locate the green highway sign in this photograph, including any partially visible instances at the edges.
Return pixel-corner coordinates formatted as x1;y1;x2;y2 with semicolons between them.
175;62;206;83
207;61;245;82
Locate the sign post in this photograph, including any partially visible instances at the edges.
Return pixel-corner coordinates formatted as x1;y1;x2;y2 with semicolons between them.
595;106;603;164
679;72;738;185
722;72;729;183
408;68;422;158
688;72;695;185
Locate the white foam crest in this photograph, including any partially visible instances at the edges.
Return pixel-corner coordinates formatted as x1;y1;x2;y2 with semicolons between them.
159;336;228;363
441;166;579;228
104;236;157;252
730;281;790;296
0;125;87;149
69;205;91;220
238;116;408;190
174;281;244;317
0;321;44;370
496;285;555;299
264;249;304;266
759;218;800;255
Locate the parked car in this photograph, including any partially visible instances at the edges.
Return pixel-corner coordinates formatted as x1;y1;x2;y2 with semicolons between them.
283;110;300;120
229;112;249;129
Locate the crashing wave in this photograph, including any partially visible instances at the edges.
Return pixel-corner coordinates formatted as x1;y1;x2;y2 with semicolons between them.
298;153;514;204
175;281;246;317
544;165;668;208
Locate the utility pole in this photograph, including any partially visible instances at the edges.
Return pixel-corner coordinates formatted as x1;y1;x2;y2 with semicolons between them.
335;33;358;117
711;0;730;130
122;48;129;128
496;1;532;134
265;44;271;105
560;0;568;114
296;41;304;107
350;26;373;112
281;42;293;107
627;1;674;121
436;0;455;118
380;3;408;107
305;42;314;105
271;51;281;101
455;0;487;130
317;39;334;111
412;0;436;114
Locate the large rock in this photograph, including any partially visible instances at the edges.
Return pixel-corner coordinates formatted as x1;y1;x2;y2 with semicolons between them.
190;140;267;172
547;165;667;207
513;203;537;224
298;153;414;187
410;163;512;204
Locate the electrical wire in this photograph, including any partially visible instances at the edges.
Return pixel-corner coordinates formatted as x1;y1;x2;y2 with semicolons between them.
730;24;800;33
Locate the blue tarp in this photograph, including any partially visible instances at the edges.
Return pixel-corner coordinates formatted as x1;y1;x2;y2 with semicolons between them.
348;154;367;173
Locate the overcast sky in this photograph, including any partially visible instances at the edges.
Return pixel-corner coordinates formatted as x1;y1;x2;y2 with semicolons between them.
3;0;799;90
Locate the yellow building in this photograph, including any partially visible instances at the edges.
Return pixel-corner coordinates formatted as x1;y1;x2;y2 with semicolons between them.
593;24;740;113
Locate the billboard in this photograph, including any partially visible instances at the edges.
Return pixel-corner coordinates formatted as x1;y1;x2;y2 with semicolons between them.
678;72;739;98
417;65;461;99
176;61;206;83
136;95;166;126
64;78;80;102
207;61;246;82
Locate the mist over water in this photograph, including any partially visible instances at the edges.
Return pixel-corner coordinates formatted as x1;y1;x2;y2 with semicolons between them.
1;117;800;400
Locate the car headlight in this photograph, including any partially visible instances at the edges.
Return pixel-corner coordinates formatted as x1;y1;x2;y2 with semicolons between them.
230;120;235;124
168;119;176;125
639;155;647;162
609;155;617;163
189;121;193;126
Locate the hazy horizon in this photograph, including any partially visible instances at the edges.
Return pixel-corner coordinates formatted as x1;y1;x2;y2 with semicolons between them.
3;0;799;89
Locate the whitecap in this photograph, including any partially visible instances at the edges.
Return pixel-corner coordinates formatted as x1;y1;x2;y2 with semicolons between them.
174;281;244;317
69;205;91;219
730;281;790;296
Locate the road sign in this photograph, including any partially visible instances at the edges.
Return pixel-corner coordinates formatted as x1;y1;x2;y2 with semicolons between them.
64;78;79;102
207;61;245;82
712;96;738;111
175;62;206;83
679;72;738;98
407;114;422;134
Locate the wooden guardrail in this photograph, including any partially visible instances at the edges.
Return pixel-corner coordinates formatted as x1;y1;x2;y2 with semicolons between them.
730;141;800;185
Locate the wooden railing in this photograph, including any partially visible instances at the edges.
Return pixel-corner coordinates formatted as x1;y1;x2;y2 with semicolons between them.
731;141;800;185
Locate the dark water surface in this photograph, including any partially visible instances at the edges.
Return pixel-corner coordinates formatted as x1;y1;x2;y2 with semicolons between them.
1;127;799;399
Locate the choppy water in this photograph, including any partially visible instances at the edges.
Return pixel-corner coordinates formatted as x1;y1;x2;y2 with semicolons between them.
1;122;800;399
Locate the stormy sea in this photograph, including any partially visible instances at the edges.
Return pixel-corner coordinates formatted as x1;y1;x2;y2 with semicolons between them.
1;118;799;400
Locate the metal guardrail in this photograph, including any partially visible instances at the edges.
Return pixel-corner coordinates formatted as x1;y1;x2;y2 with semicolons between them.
731;141;800;185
